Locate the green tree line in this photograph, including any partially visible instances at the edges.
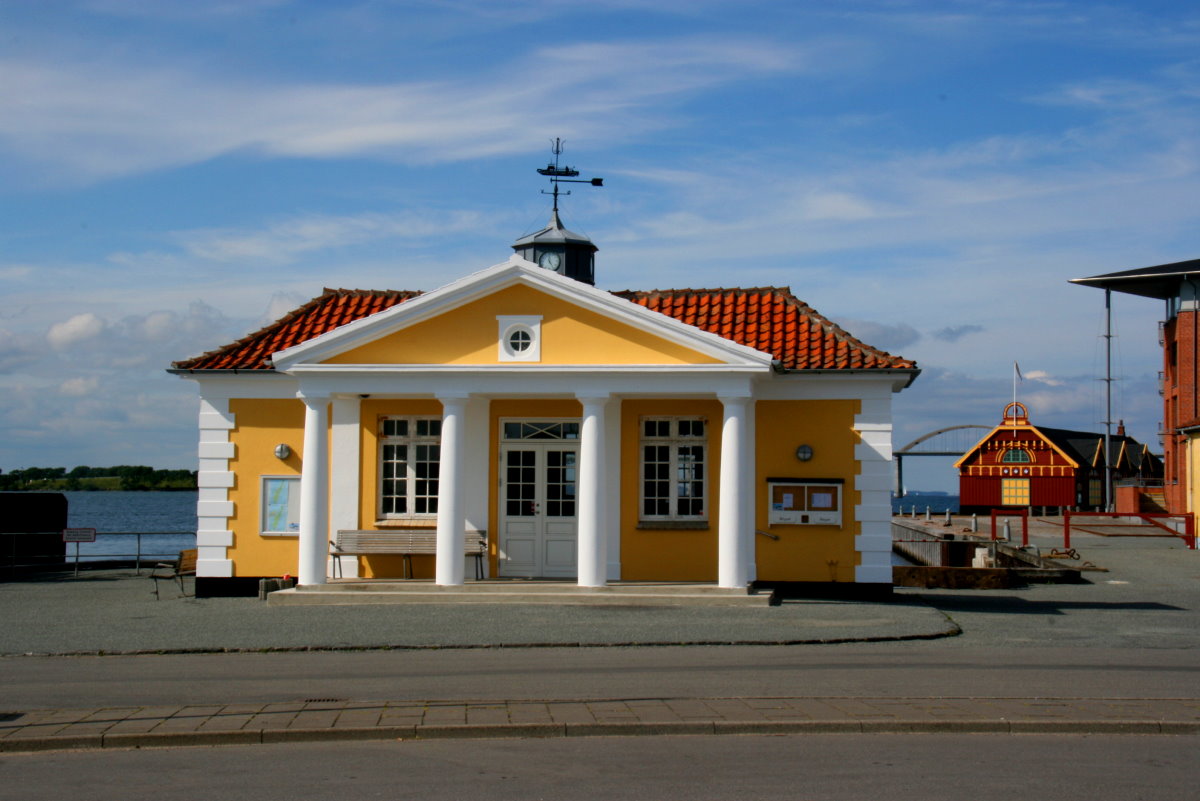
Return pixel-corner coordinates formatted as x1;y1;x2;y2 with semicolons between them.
0;466;197;491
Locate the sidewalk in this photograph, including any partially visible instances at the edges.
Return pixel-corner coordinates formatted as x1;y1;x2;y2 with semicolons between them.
4;695;1198;752
4;527;1198;752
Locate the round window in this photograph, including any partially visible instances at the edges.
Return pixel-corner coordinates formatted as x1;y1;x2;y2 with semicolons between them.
508;328;532;353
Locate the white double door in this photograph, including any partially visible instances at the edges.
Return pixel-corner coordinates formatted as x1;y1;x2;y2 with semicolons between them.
499;438;578;578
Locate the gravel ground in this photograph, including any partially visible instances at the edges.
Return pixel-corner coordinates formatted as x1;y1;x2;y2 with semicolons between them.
0;571;956;655
3;518;1194;656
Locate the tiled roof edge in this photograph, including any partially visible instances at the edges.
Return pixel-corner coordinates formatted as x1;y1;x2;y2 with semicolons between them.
170;288;421;370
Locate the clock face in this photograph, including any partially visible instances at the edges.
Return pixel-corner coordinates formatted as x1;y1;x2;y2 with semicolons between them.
539;251;562;271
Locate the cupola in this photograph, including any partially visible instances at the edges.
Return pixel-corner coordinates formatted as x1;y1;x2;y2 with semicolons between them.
513;138;602;285
512;209;598;285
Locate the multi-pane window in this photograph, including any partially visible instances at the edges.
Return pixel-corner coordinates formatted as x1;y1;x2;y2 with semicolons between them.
641;417;706;520
1001;448;1031;463
1001;478;1030;506
380;417;442;517
545;450;577;518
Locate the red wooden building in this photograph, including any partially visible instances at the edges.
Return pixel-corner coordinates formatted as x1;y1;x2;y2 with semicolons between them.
956;402;1161;514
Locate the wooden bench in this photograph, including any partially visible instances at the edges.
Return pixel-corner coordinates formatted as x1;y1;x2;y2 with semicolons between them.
151;548;196;599
331;529;487;579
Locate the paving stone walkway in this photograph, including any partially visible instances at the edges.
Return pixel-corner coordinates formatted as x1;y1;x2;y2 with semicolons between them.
4;696;1198;752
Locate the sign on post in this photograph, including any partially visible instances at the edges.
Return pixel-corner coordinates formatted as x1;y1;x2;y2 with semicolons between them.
62;528;97;543
62;528;96;576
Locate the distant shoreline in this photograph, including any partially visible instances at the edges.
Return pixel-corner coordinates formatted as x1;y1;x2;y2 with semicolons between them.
0;468;197;493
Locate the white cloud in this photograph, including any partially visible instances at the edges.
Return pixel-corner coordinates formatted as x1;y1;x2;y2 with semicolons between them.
1023;370;1065;387
59;376;99;397
0;36;812;184
47;313;105;349
0;265;34;280
931;325;983;343
174;210;485;266
261;292;311;328
0;329;43;374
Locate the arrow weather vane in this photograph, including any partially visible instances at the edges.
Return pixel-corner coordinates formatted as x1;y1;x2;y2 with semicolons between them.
537;138;603;213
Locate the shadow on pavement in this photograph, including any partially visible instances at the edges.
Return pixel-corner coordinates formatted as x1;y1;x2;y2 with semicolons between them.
914;593;1185;615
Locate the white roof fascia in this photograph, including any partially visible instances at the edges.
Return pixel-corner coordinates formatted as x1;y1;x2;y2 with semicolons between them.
285;363;767;375
271;256;774;371
182;373;299;400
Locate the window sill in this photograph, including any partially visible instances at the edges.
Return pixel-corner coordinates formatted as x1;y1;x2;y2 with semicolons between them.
260;531;299;537
637;521;710;531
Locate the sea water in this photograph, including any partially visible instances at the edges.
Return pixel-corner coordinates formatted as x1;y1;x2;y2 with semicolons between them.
891;493;959;515
61;491;197;562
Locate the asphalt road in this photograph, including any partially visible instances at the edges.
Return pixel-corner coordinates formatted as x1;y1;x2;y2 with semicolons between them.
2;734;1195;801
3;644;1199;710
3;532;1198;709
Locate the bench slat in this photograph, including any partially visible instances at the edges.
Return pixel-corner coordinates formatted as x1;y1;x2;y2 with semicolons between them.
333;529;486;555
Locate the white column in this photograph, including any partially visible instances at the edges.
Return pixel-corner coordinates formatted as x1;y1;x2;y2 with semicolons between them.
436;395;468;586
577;395;610;587
463;396;490;577
604;397;622;581
718;395;753;588
298;394;330;586
330;397;361;578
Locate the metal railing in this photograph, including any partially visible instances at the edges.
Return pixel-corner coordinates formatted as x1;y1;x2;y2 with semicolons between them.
2;531;196;576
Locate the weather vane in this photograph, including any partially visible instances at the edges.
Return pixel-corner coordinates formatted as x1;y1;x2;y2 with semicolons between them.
537;138;603;212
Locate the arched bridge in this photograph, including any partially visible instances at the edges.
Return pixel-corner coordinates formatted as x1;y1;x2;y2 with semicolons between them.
894;424;990;496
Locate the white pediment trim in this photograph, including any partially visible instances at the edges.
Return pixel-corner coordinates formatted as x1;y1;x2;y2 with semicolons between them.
270;256;774;371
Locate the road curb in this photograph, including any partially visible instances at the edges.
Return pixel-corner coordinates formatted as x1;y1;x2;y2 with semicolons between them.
1;621;964;659
2;718;1197;753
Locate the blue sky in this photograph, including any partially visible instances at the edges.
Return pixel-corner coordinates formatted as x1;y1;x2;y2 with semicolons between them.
1;1;1197;491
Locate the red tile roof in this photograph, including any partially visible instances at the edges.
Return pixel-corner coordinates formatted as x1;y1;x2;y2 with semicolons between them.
614;287;914;370
173;289;421;370
172;285;914;372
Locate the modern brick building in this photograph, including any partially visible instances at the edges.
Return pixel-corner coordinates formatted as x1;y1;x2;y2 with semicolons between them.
1071;258;1199;519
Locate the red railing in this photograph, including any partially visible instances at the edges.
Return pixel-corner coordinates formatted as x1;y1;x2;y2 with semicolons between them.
989;509;1029;547
1062;511;1196;550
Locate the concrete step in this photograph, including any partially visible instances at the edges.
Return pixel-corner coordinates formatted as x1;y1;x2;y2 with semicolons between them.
267;582;770;607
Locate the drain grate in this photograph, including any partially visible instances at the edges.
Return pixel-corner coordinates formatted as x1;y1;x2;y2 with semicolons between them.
303;698;345;703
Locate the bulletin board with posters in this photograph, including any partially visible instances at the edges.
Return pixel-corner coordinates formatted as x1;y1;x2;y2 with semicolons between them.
767;478;843;527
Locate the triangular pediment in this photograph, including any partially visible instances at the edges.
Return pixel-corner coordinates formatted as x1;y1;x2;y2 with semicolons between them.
271;257;773;370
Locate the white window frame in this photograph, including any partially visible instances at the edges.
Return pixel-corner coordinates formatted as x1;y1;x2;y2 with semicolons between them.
260;475;301;536
378;416;443;520
639;416;708;522
497;315;542;362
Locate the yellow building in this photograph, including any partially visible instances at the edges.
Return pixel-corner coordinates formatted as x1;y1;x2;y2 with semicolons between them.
171;217;917;597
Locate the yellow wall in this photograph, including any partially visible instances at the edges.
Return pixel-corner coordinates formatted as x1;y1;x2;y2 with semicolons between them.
753;400;861;582
619;399;722;581
227;398;306;577
325;285;722;366
223;396;865;583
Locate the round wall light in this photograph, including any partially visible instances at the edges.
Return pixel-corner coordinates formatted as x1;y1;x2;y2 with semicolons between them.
274;443;292;459
795;444;813;462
